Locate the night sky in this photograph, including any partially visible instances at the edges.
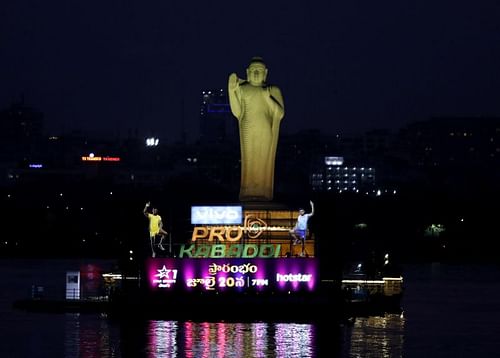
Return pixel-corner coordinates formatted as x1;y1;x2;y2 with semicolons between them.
2;1;500;142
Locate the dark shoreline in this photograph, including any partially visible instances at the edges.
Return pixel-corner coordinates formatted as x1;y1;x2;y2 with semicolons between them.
12;284;402;322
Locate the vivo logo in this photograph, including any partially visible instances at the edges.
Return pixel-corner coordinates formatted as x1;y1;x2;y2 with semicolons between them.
191;206;242;225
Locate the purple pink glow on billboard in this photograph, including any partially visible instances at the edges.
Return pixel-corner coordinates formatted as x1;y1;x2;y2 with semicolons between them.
146;258;318;293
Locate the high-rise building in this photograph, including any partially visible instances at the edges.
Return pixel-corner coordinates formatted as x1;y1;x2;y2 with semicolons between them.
398;117;500;168
0;99;44;164
0;100;43;142
199;89;236;143
311;156;376;193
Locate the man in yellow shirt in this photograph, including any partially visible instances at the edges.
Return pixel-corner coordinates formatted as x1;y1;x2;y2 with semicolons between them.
143;202;168;258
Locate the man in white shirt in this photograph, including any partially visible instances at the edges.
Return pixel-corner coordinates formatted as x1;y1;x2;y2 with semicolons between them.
290;200;314;257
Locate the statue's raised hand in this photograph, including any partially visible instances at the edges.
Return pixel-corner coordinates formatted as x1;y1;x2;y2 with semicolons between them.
228;73;240;92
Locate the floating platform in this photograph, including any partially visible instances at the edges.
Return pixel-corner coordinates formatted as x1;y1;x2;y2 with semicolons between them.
12;204;403;320
12;275;403;322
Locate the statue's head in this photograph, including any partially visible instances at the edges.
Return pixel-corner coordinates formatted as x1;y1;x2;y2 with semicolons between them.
246;57;268;86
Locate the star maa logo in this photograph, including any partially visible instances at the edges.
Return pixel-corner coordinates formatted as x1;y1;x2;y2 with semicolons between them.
156;265;171;279
153;265;178;288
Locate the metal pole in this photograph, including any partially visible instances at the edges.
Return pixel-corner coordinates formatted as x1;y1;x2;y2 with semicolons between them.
169;233;172;257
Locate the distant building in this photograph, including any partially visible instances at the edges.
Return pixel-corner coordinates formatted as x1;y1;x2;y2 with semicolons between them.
199;89;236;143
0;100;44;163
395;117;500;194
0;100;45;186
0;100;43;141
398;117;500;168
311;156;376;193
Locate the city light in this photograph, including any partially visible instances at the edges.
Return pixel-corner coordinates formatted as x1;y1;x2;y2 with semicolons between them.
146;137;160;146
324;156;344;166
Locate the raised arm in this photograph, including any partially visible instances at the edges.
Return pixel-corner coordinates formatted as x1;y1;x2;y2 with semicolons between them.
309;200;315;216
228;73;243;120
143;202;150;218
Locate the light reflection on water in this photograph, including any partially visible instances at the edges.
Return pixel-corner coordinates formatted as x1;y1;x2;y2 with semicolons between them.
147;320;178;357
144;321;316;358
64;313;120;358
9;261;500;357
61;313;121;358
57;314;405;358
347;314;405;358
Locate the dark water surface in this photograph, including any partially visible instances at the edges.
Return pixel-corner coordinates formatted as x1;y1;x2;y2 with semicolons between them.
1;259;499;357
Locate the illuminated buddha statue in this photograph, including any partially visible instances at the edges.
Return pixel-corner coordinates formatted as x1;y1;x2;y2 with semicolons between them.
228;57;285;201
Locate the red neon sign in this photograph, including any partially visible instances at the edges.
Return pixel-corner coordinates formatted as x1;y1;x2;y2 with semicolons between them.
81;156;121;162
